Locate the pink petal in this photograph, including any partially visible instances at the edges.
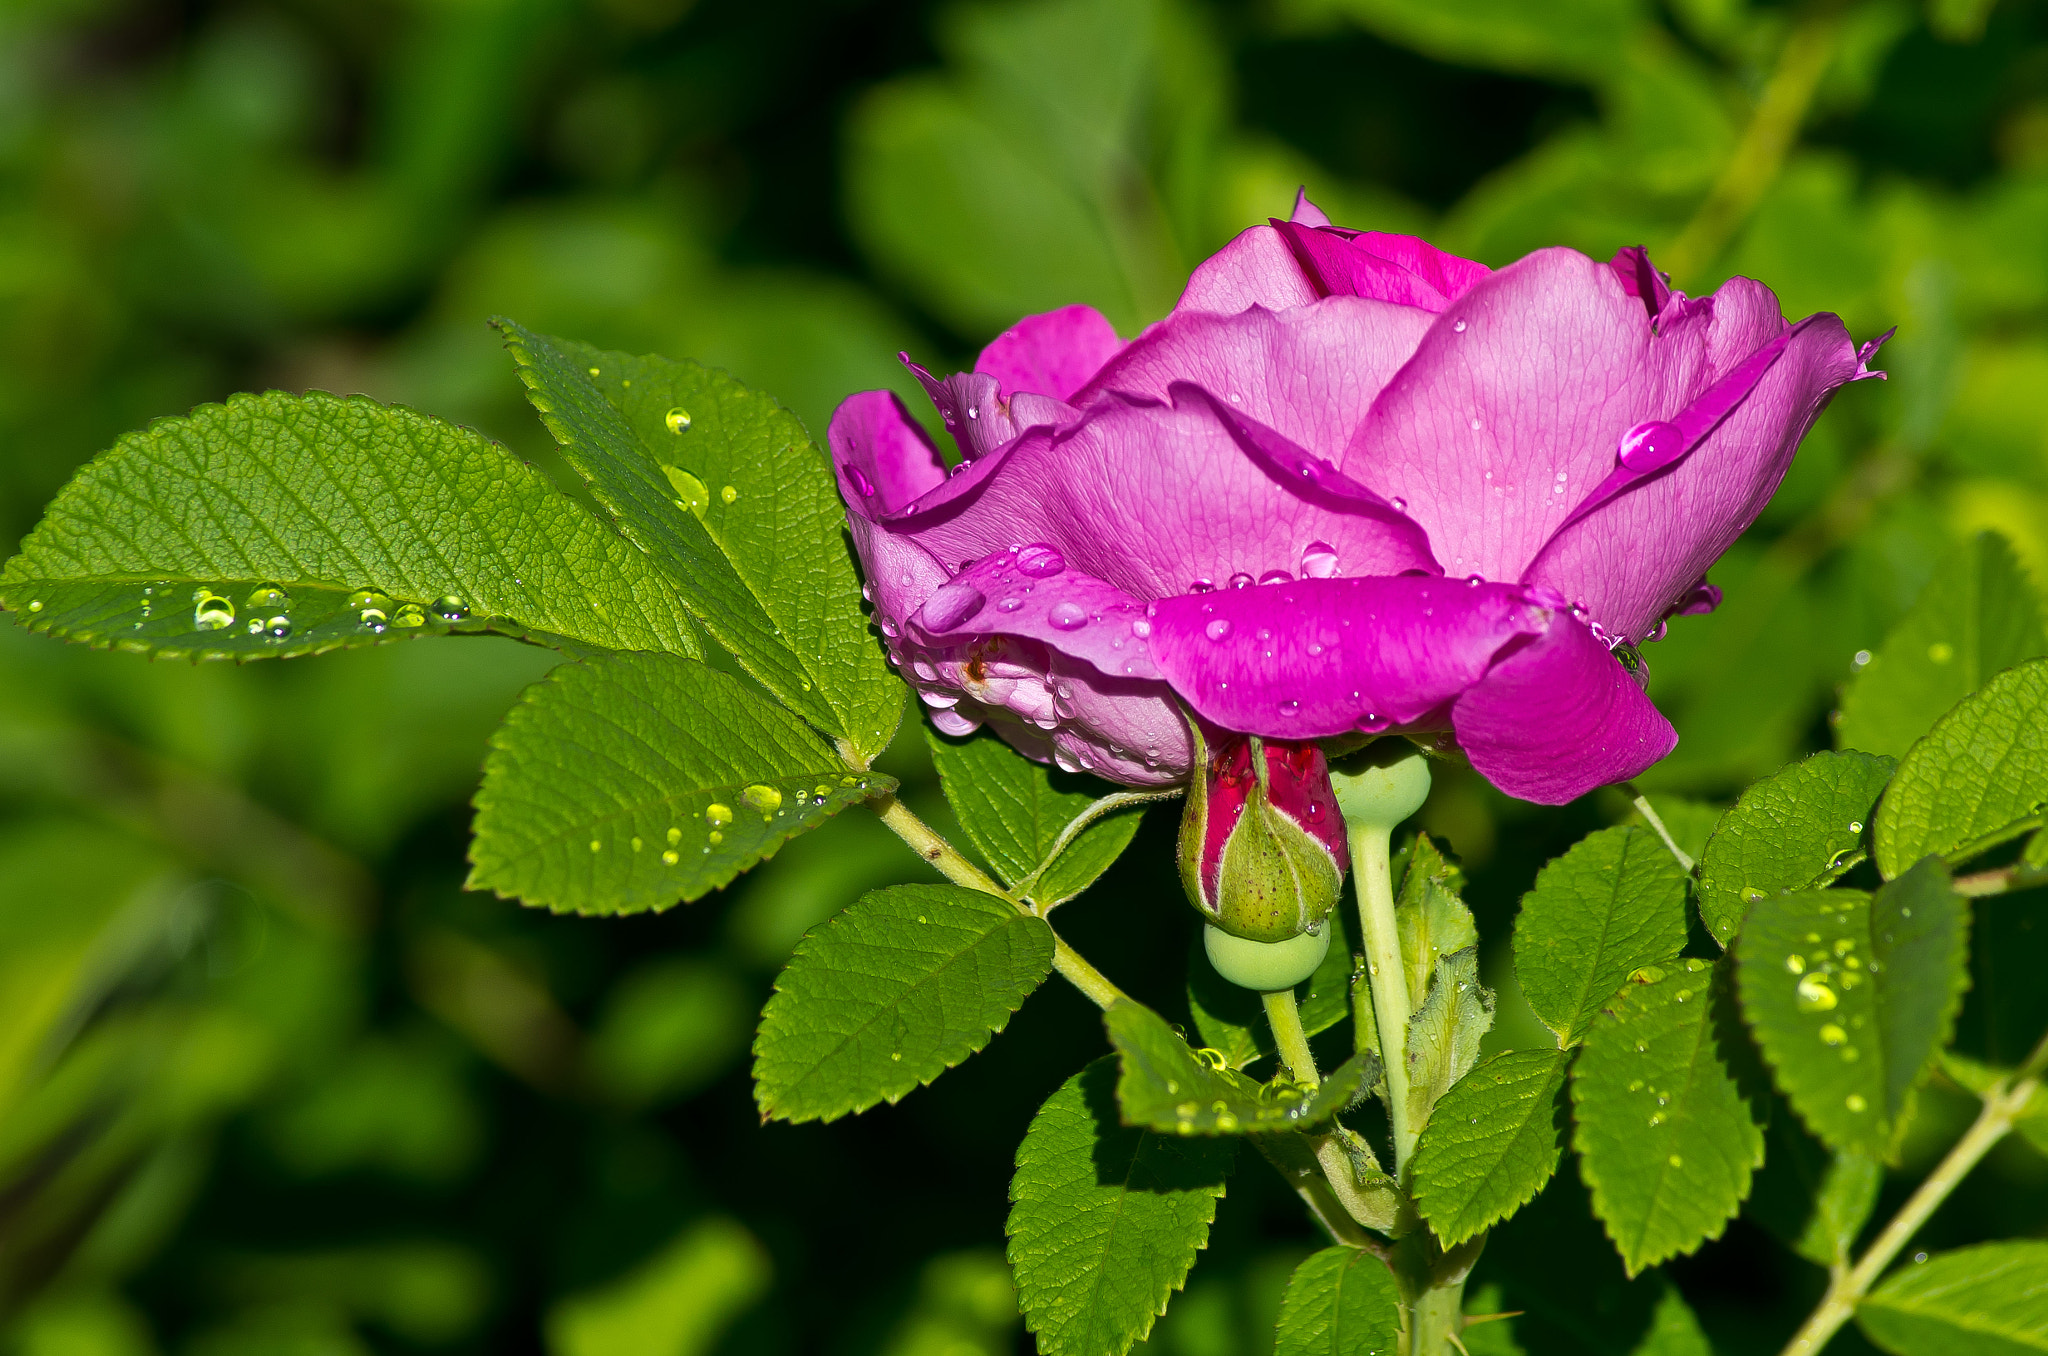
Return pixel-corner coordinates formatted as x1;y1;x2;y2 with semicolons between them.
976;304;1124;402
828;390;947;518
1172;224;1321;316
1147;576;1546;737
1078;299;1435;460
1290;187;1332;227
1452;619;1677;804
910;545;1163;683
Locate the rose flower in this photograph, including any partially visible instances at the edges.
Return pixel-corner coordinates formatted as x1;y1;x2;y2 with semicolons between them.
829;193;1884;833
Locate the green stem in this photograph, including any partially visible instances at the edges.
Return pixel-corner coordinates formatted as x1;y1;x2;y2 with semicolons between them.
1264;988;1321;1086
1351;819;1416;1172
870;791;1127;1010
1626;785;1695;874
1780;1028;2048;1355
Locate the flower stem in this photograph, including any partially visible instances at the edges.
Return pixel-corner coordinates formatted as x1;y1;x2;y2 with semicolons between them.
1263;987;1321;1086
1779;1028;2048;1354
869;790;1127;1009
1351;818;1417;1172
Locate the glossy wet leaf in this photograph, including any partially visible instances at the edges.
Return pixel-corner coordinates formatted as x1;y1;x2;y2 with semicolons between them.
1395;832;1478;1013
1404;948;1494;1135
1516;826;1690;1047
1410;1048;1569;1248
1875;658;2048;876
498;321;901;760
1272;1246;1401;1356
1572;961;1764;1275
752;884;1052;1123
1837;531;2048;759
1105;999;1373;1136
1858;1240;2048;1354
1008;1058;1234;1356
1736;859;1968;1161
0;392;702;661
468;654;891;914
926;725;1147;906
1696;752;1896;947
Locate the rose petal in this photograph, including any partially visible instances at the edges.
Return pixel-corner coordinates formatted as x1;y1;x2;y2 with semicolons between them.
912;547;1163;682
1148;576;1545;737
828;390;947;518
1290;187;1332;228
976;304;1123;402
1452;617;1677;804
1271;221;1458;310
1172;224;1322;316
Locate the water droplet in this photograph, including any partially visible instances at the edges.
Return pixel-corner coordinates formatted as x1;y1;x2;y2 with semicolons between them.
707;831;723;845
846;465;874;498
590;840;602;852
1389;496;1408;512
193;591;235;630
1848;821;1863;834
664;465;709;515
1279;700;1300;717
661;849;680;865
1130;619;1152;639
434;594;469;622
1047;601;1089;631
1844;1094;1867;1113
996;596;1024;612
259;615;292;638
742;784;782;812
1785;954;1805;974
392;603;427;628
1205;618;1232;642
1015;544;1065;577
890;1051;903;1062
1187;577;1214;593
246;584;290;610
1668;1155;1683;1168
705;804;733;827
1927;641;1953;664
1617;419;1686;473
588;366;601;378
1452;319;1468;333
665;407;692;434
1469;416;1482;431
1227;572;1254;589
720;484;738;504
631;836;643;852
923;579;986;630
1819;1023;1848;1046
1299;542;1339;578
1258;569;1293;585
1796;975;1838;1012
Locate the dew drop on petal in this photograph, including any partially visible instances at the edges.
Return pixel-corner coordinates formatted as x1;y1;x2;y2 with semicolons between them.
1047;601;1089;631
922;579;986;631
847;465;874;497
1258;569;1292;585
1015;544;1066;578
1227;572;1254;590
1299;542;1339;578
1205;619;1232;642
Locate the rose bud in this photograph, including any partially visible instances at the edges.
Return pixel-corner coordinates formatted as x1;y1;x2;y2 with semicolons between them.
1176;726;1349;945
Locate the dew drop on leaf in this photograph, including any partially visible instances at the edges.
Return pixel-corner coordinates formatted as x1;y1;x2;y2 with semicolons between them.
193;591;235;630
664;465;709;515
665;407;692;433
246;584;290;610
661;849;680;865
742;784;782;812
392;604;427;628
434;594;469;622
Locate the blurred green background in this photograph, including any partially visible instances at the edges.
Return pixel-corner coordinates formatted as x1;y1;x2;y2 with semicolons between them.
2;0;2047;1351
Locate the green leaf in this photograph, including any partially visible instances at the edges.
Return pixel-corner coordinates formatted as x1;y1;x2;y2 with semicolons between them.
1516;827;1690;1047
1008;1057;1234;1356
468;654;893;915
1875;658;2048;877
1272;1246;1402;1356
496;321;902;761
0;392;702;661
752;884;1053;1123
1396;832;1479;1013
1749;1100;1885;1270
1838;531;2048;759
1858;1241;2048;1355
1104;999;1374;1136
1697;752;1896;947
1571;960;1764;1275
1186;909;1357;1070
926;725;1148;906
1410;1049;1570;1248
1735;858;1969;1160
1404;948;1495;1135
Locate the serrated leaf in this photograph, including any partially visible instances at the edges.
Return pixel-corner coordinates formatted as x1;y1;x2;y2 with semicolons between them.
1272;1246;1402;1356
1875;658;2048;877
1750;1102;1884;1270
496;321;901;760
1186;909;1357;1070
1007;1057;1235;1356
1105;999;1374;1136
1571;960;1764;1275
1396;832;1478;1011
468;653;891;914
1736;858;1969;1160
1404;948;1494;1134
1697;752;1896;947
1410;1048;1569;1248
0;392;701;661
1516;827;1690;1047
1858;1241;2048;1354
926;725;1147;905
1838;531;2048;759
752;883;1052;1122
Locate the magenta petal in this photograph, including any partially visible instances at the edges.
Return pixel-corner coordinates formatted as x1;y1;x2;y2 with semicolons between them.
911;548;1162;683
828;390;947;518
1148;576;1544;738
1335;230;1492;303
976;304;1123;402
1272;220;1457;310
1173;224;1321;316
1452;618;1677;804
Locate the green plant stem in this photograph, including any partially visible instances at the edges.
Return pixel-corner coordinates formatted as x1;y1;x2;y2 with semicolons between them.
1661;0;1846;284
869;790;1127;1009
1625;785;1696;873
1351;819;1417;1173
1263;988;1321;1086
1780;1029;2048;1355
